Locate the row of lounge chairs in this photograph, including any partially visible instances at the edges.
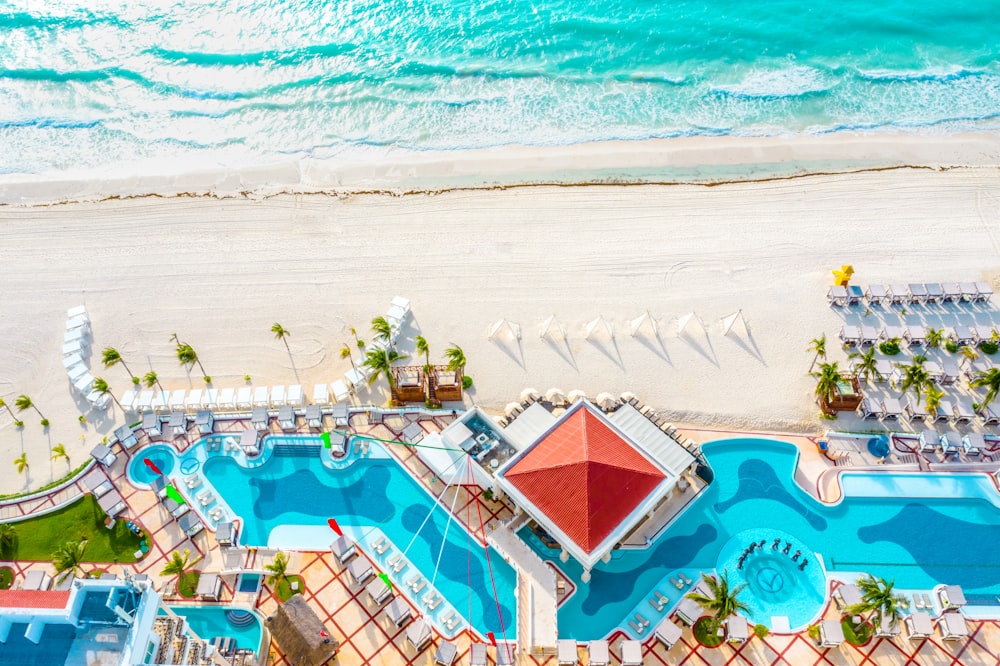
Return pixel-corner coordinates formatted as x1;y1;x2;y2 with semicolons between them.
858;394;1000;426
118;380;363;416
832;583;970;644
62;306;110;408
828;282;993;307
839;323;996;348
914;430;992;457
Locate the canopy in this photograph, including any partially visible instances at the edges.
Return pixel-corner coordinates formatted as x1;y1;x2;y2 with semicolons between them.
594;392;618;410
387;597;412;627
721;309;748;336
583;315;614;340
677;312;704;336
405;618;431;649
538;315;566;340
629;311;658;337
488;318;521;340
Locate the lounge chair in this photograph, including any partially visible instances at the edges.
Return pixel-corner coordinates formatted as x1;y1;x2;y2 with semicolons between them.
942;282;962;302
905;611;934;639
470;644;488;666
654;617;683;649
185;389;203;411
218;387;235;410
839;324;861;346
669;576;684;589
918;429;939;452
974;324;996;343
960;282;979;301
953;398;976;423
974;281;993;303
588;640;610;666
939;612;969;640
270;385;287;406
865;284;887;306
236;386;253;409
860;324;879;346
818;619;845;647
678;572;692;585
628;619;645;635
253;386;269;407
939;432;962;457
905;396;930;423
925;282;944;303
827;285;848;306
557;639;578;665
907;283;928;304
951;326;975;345
887;283;908;305
880;397;903;421
962;433;984;456
904;325;926;346
620;640;644;666
331;380;350;403
880;324;904;342
312;383;330;405
435;642;458;666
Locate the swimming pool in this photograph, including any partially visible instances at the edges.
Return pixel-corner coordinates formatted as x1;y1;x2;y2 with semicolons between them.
164;605;262;653
522;437;1000;638
128;445;176;485
141;435;516;637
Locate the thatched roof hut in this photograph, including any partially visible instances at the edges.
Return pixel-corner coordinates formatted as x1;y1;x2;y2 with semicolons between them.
265;595;339;665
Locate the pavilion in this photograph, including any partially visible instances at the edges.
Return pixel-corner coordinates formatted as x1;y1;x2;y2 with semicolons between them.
494;399;690;581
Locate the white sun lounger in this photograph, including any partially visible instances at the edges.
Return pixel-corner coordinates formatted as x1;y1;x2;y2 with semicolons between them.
185;389;203;411
67;363;89;381
137;390;154;411
120;389;137;411
942;282;962;302
204;388;219;409
312;383;330;405
62;340;87;356
391;295;411;313
236;386;253;409
345;368;365;389
151;390;169;411
66;315;89;331
331;380;350;403
218;387;235;410
270;385;287;406
64;328;89;344
286;384;303;406
87;391;111;410
66;305;88;319
253;386;269;407
169;390;186;411
62;353;83;370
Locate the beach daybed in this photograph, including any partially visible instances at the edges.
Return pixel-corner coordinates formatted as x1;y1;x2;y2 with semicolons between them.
348;558;373;586
975;281;993;302
951;326;975;345
557;639;578;665
331;380;350;403
904;325;926;346
953;398;976;424
938;585;966;610
962;433;984;456
876;614;901;638
939;432;962;456
907;283;928;304
974;324;996;343
880;397;903;421
942;282;962;302
495;643;516;666
865;284;887;306
726;615;749;643
827;285;848;306
236;386;253;409
904;397;930;423
195;410;214;434
253;386;269;407
434;641;458;666
654;617;683;649
90;444;116;467
185;389;203;411
167;411;187;438
904;611;934;639
918;429;939;452
178;512;204;537
939;612;969;640
839;324;861;346
330;536;356;564
271;385;287;406
251;407;269;432
405;617;431;650
887;284;908;305
387;596;413;628
305;404;323;428
331;402;349;427
277;405;296;431
470;644;488;666
287;384;304;406
588;640;610;666
818;619;845;647
620;640;643;665
925;282;944;302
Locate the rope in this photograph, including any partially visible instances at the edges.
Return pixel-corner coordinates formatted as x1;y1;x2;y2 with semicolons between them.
429;472;464;589
472;469;510;647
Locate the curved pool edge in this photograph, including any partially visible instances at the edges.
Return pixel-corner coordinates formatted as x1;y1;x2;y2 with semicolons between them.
163;602;267;657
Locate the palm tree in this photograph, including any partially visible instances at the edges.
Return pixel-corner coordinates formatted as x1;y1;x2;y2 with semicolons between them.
52;539;88;583
14;394;45;421
807;334;827;373
271;323;291;352
350;326;364;348
92;378;122;410
160;549;195;578
51;443;69;463
340;344;357;372
685;570;750;632
0;523;15;555
897;359;930;402
843;575;907;634
444;344;466;373
925;385;945;416
415;335;431;370
264;551;290;588
849;347;880;385
810;362;841;406
926;327;945;349
101;347;138;384
143;371;166;395
13;453;28;474
972;367;1000;407
170;334;208;381
362;347;408;389
0;397;17;422
371;316;394;351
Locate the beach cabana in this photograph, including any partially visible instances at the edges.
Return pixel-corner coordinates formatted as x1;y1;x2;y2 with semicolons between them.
620;640;643;665
496;642;516;666
251;407;269;432
216;521;237;547
557;639;578;665
266;594;339;665
141;412;162;438
654;618;683;649
196;573;221;600
305;404;323;429
98;489;127;517
434;641;458;666
114;424;138;449
588;640;610;666
470;644;488;666
938;585;966;611
939;612;969;640
178;512;204;537
366;578;392;605
818;619;845;647
905;611;934;639
348;558;373;587
90;444;116;467
195;410;214;434
387;596;413;628
404;617;430;650
167;411;187;438
240;429;260;456
726;615;749;643
278;405;296;431
330;536;356;564
833;583;863;609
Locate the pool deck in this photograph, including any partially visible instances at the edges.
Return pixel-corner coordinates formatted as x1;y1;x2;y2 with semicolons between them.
3;415;1000;664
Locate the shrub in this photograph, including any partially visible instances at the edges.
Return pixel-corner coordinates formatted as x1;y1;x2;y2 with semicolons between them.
482;488;494;501
40;419;50;427
807;624;821;642
15;420;24;428
878;339;901;356
462;375;474;389
131;376;141;385
244;375;251;382
753;624;769;639
203;376;212;384
78;415;87;423
945;340;960;353
979;341;999;355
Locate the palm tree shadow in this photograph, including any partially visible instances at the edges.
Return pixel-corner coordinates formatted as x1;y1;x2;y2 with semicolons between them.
587;337;624;370
635;333;671;365
681;331;719;367
543;336;577;370
492;338;525;369
286;348;300;383
726;332;766;365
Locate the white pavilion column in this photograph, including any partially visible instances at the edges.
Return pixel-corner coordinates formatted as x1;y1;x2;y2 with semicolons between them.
601;552;612;564
581;569;591;584
559;548;569;563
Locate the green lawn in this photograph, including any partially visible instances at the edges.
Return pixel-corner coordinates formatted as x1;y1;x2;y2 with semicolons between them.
693;617;725;647
0;567;13;589
0;494;143;563
178;572;201;598
843;616;874;646
275;575;304;602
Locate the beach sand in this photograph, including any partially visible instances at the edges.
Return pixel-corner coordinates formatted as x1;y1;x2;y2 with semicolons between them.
2;166;1000;493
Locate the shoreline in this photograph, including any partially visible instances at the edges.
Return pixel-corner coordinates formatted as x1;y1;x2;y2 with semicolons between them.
2;130;999;206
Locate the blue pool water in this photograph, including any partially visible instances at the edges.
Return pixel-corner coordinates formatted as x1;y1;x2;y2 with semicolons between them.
164;605;262;652
200;441;516;636
238;573;261;594
3;1;1000;178
0;623;75;666
127;445;175;485
523;438;1000;638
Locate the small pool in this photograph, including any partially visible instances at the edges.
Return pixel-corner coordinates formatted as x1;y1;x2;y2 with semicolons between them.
716;528;826;628
164;605;263;653
237;573;261;594
127;444;177;486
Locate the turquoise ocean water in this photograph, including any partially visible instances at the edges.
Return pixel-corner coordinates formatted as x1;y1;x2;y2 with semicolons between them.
2;0;999;176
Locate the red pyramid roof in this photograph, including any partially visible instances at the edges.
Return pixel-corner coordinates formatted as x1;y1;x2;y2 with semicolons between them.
504;406;665;553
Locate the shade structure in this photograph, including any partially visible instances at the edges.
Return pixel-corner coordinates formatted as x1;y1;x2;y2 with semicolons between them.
588;640;610;666
629;311;658;337
545;388;568;406
655;617;683;648
266;594;339;666
366;577;391;605
539;315;567;340
594;392;618;411
488;318;521;341
677;312;703;336
583;315;614;340
567;389;587;403
89;444;116;467
404;617;431;649
520;387;541;402
434;641;458;666
387;596;412;628
721;309;748;336
620;640;643;666
348;558;373;586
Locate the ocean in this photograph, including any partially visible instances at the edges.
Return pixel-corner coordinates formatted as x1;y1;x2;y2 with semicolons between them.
2;0;999;177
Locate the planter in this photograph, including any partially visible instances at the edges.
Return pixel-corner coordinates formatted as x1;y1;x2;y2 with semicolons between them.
693;617;725;648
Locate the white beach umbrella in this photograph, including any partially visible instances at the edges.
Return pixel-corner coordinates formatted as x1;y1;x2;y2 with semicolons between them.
595;392;618;411
520;387;541;402
567;389;588;403
620;391;637;403
545;388;568;406
505;402;523;418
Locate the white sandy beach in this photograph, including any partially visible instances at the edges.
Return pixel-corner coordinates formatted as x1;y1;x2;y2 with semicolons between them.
2;165;1000;493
